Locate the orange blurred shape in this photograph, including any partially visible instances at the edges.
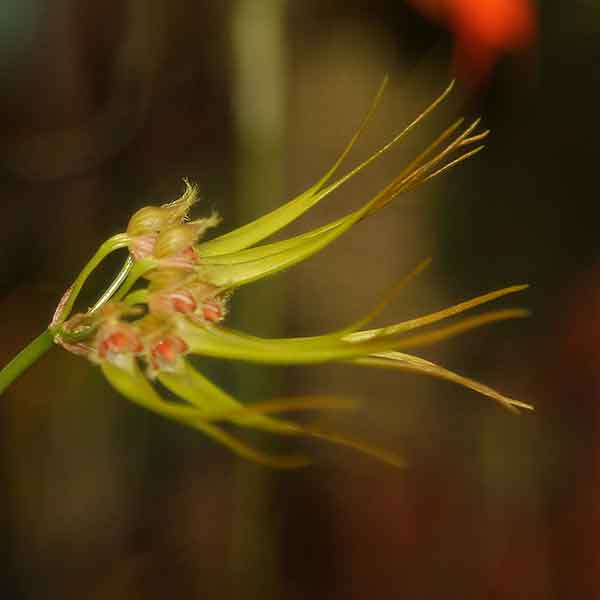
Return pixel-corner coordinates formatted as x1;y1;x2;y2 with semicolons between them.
408;0;537;87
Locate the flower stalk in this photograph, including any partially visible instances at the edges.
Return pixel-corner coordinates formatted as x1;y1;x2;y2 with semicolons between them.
0;79;532;466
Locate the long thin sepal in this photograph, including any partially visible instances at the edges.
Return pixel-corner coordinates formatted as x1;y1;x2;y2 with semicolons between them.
197;77;390;256
182;308;528;364
160;363;403;466
346;285;529;342
199;119;488;291
102;362;309;468
197;80;455;257
352;351;532;413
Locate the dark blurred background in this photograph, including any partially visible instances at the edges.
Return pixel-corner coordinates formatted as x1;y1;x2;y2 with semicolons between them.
1;0;599;598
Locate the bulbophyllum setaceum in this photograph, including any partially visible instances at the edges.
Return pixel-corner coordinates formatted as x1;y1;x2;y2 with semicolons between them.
0;80;531;468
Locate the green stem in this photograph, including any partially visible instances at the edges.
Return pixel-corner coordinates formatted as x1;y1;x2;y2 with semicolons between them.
0;236;135;394
0;330;54;395
89;256;133;313
55;233;129;325
111;258;157;302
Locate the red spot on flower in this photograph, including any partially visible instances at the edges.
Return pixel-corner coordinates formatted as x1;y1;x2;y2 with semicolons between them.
170;289;198;314
180;246;199;263
150;335;189;371
149;288;198;317
98;327;143;359
202;302;222;322
408;0;537;87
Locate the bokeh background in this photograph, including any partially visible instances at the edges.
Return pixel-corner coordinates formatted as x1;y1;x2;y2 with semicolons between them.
1;0;599;598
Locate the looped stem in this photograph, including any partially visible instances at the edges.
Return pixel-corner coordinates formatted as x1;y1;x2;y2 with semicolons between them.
53;233;130;325
0;234;135;395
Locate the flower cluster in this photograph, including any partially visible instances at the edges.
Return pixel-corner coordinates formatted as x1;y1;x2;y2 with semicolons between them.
49;80;531;468
92;184;227;378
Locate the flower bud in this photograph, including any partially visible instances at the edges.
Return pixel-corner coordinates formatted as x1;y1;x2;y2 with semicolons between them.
129;233;158;260
127;207;169;238
153;214;219;259
94;321;143;371
160;178;200;223
153;224;200;259
149;288;198;317
126;180;200;238
149;334;188;373
202;300;223;322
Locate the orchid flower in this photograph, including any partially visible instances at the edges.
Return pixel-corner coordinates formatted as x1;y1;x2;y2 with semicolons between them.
0;79;531;468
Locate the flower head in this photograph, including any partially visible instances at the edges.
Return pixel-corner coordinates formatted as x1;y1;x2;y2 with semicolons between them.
51;80;531;468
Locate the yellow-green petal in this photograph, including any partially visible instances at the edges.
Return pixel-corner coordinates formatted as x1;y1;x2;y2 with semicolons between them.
345;284;529;342
180;308;528;364
101;361;309;468
197;80;454;257
201;208;363;289
199;118;486;290
352;351;532;412
159;362;404;466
